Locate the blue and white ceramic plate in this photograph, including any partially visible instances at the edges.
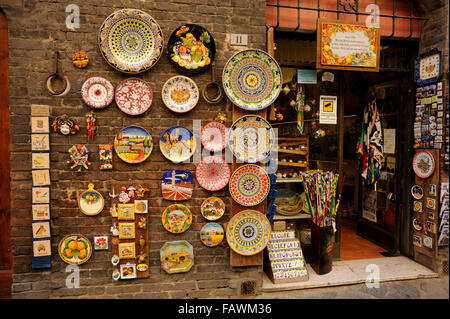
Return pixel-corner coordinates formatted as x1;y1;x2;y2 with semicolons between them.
162;76;199;113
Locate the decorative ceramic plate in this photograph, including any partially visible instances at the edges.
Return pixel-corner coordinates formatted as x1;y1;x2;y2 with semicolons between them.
413;218;422;231
161;76;199;113
412;150;435;179
114;126;152;164
201;196;225;221
228;115;275;163
78;183;104;216
115;78;153;115
222;49;282;111
161;204;192;234
58;234;92;265
201;122;228;152
81;76;114;109
200;223;224;247
167;24;215;74
229;164;270;206
162;170;194;201
195;156;230;192
226;210;271;256
160;126;195;163
411;185;424;200
98;9;164;73
160;240;194;274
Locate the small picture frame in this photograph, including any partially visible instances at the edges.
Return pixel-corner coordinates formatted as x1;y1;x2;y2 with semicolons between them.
32;187;50;204
32;221;51;239
32;169;51;186
32;204;50;220
118;222;135;239
31;134;50;151
117;204;135;220
33;239;51;257
413;235;422;248
134;200;148;214
120;263;137;279
31;117;49;133
118;242;136;259
32;153;50;170
93;236;109;250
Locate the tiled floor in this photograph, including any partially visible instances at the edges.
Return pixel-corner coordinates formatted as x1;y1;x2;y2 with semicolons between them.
340;218;388;260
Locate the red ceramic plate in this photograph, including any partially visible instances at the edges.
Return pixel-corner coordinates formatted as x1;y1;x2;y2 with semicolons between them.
81;76;114;109
201;122;228;153
412;150;435;179
195;156;230;192
229;164;270;206
115;78;153;115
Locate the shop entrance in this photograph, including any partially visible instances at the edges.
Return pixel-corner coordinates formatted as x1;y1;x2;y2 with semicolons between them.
0;8;12;299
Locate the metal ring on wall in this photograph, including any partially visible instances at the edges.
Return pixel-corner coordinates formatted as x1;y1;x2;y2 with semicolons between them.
202;81;224;104
45;73;71;96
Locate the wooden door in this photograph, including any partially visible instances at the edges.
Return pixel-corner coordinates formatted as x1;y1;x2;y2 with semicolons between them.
0;8;12;299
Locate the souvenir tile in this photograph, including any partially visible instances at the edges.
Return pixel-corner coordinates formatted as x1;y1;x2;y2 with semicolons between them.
429;184;437;197
99;144;113;170
32;169;50;186
118;223;135;239
32;204;50;220
31;104;50;117
93;236;109;250
161;170;194;201
117;203;135;220
32;187;50;204
413;201;422;212
118;242;136;259
426;221;436;234
428;211;436;220
31;134;50;151
33;239;51;257
426;198;436;209
32;153;50;170
31;117;49;133
412;235;422;248
120;263;137;279
134;200;148;214
423;235;433;249
32;221;51;239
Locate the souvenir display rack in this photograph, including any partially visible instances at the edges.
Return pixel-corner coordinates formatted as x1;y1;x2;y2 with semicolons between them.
275;137;309;182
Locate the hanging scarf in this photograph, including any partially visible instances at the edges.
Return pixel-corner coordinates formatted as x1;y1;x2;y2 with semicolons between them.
295;84;305;134
357;98;384;184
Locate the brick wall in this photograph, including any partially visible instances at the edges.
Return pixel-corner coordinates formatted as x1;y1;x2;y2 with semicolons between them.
1;0;267;298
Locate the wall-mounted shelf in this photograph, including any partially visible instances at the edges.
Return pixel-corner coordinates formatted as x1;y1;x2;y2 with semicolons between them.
276;179;303;183
274;213;311;220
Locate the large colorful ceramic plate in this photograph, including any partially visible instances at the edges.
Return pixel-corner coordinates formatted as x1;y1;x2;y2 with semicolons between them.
115;78;153;115
78;183;104;216
161;76;199;113
161;204;192;234
162;170;194;201
98;9;164;73
201;122;228;152
114;125;153;164
58;234;92;265
200;223;224;247
412;150;435;179
160;240;194;274
81;76;114;109
222;49;282;111
160;126;196;163
201;196;225;221
226;210;271;256
167;24;215;74
196;156;230;192
229;164;270;206
228;115;275;163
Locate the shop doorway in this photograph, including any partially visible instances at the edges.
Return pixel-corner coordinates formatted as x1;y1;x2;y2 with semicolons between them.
0;8;12;299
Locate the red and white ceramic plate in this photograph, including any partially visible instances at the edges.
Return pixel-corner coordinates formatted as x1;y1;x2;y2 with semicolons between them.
412;150;435;179
81;76;114;109
200;122;228;152
229;164;270;206
196;156;230;192
115;78;153;115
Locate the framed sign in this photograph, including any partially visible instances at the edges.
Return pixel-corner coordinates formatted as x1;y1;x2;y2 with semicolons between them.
319;95;337;124
317;19;380;72
414;48;442;86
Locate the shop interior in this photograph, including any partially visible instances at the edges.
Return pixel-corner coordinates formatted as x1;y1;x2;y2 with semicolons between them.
269;37;417;263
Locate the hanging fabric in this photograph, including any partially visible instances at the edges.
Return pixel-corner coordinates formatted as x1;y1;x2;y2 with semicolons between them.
357;97;384;185
295;84;305;135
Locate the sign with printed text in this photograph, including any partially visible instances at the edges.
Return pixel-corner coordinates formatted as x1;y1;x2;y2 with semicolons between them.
319;95;337;124
317;19;380;72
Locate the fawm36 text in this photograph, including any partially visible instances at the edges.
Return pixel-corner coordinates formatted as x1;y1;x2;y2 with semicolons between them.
222;303;271;314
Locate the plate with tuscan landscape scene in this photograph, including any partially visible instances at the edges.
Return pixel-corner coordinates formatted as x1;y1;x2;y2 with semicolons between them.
114;126;153;164
201;197;225;221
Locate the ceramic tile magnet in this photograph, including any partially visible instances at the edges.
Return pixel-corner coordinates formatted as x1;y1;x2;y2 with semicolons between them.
99;144;113;170
94;236;109;250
